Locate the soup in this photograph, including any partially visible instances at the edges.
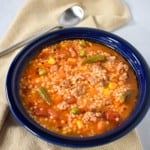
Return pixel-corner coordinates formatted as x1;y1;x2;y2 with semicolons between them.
20;40;138;137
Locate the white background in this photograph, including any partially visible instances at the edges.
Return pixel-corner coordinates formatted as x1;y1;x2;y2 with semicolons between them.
0;0;150;149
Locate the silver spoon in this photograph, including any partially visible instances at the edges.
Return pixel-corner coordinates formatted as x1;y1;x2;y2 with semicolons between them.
0;5;84;57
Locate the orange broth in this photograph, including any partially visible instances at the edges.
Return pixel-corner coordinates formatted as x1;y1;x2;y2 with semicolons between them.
20;40;138;137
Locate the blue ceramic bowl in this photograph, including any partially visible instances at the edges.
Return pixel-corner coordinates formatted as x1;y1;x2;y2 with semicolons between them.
6;28;150;147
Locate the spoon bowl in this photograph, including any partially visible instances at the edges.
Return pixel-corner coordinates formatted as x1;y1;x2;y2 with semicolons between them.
59;5;84;27
0;5;84;57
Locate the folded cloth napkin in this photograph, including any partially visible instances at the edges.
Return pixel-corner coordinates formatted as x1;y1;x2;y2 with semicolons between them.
0;0;142;149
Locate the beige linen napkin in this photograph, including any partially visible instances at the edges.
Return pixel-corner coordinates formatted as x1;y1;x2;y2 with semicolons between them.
0;0;142;150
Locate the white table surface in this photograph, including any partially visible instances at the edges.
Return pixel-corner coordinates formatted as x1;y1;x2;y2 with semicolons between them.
0;0;150;149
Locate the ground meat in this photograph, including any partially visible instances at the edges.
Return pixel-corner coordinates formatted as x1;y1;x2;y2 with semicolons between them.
113;87;130;102
119;72;128;81
62;80;71;88
83;112;97;122
88;101;103;111
71;85;86;97
88;66;108;86
57;101;69;110
117;62;129;73
108;56;116;62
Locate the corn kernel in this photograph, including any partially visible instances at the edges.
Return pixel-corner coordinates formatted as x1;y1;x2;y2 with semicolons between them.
77;120;83;129
103;88;110;96
88;42;92;47
48;57;56;65
80;40;86;47
62;130;67;135
61;43;66;48
79;49;86;57
67;58;77;66
37;62;42;66
67;58;76;62
108;82;117;89
80;66;88;71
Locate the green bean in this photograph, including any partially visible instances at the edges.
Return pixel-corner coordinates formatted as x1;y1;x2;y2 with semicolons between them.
36;87;51;104
70;107;80;114
38;68;47;76
120;90;131;103
83;55;106;64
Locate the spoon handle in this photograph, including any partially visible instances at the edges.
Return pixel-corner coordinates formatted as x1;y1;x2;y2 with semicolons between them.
0;25;63;57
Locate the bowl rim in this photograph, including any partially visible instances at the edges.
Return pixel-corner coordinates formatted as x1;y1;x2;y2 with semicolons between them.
6;27;150;147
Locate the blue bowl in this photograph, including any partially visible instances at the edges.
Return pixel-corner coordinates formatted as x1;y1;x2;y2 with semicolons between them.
6;27;150;147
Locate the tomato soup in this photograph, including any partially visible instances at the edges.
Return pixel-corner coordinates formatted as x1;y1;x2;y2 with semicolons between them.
20;40;138;137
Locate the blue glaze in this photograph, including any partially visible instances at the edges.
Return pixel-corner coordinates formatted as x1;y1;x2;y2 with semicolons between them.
6;28;150;147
